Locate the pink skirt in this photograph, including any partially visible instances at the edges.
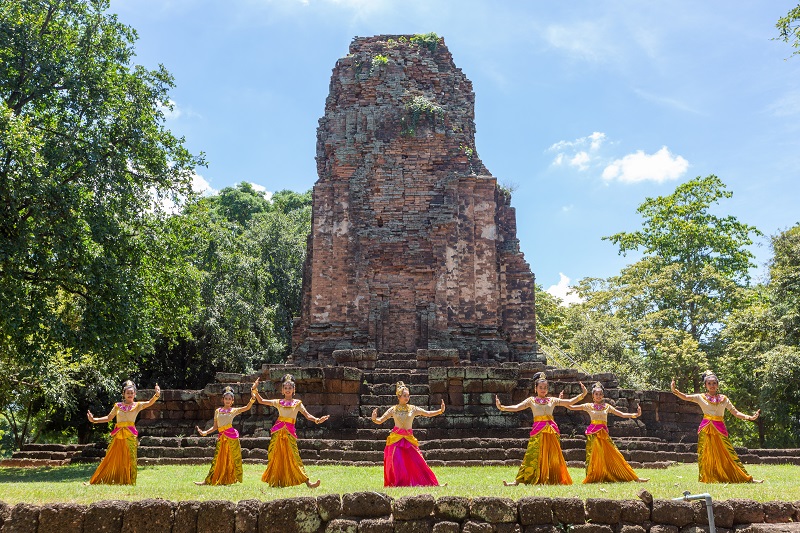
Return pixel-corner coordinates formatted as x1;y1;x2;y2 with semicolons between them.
384;428;439;487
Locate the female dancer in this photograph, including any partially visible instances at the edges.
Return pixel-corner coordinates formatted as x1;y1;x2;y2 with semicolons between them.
496;372;586;485
671;370;762;483
86;380;160;485
194;385;255;485
252;374;329;488
565;382;648;483
371;381;446;487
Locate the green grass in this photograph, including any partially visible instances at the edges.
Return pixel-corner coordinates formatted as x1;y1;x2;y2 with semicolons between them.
0;463;797;504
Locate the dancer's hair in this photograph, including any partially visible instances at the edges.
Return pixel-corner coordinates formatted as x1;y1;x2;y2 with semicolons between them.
701;370;718;384
395;381;409;397
281;374;296;388
122;380;137;394
592;381;604;393
534;372;548;384
222;386;235;399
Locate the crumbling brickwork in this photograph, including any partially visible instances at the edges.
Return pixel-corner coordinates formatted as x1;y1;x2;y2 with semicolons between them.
292;35;538;364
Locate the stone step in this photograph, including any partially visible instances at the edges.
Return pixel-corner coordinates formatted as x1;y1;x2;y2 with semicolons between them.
377;352;418;361
21;443;91;453
365;372;428;385
11;450;82;460
369;383;429;395
0;458;70;467
359;394;430;406
374;359;417;370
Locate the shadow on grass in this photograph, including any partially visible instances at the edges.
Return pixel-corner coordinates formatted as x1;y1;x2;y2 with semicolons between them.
0;464;96;483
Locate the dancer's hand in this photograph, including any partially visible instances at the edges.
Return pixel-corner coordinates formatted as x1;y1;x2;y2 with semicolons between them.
316;415;330;425
558;390;565;399
87;410;95;423
635;405;642;418
196;425;204;436
251;378;260;392
495;395;503;411
750;409;761;421
439;399;446;414
670;379;677;392
579;382;588;397
153;383;161;399
371;408;378;422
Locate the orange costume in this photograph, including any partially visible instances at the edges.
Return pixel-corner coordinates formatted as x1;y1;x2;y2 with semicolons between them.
89;402;143;485
261;399;312;487
514;396;573;485
572;402;640;483
203;405;249;485
683;393;753;483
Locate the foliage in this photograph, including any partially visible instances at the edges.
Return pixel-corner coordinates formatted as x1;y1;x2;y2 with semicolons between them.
401;95;444;136
776;4;800;57
596;175;761;390
137;186;312;389
768;223;800;345
0;0;203;448
371;54;389;70
410;32;441;52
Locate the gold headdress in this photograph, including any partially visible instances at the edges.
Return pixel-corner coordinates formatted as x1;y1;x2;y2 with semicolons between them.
282;374;295;386
701;370;718;383
592;381;604;392
122;380;137;393
395;381;409;397
534;372;548;384
222;386;235;398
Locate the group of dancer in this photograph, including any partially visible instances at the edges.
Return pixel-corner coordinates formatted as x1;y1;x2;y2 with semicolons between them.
86;369;762;487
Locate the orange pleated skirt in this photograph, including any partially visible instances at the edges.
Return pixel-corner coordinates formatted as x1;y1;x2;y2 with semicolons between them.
89;427;138;485
583;430;639;483
261;428;310;487
205;434;244;485
515;425;572;485
697;423;752;483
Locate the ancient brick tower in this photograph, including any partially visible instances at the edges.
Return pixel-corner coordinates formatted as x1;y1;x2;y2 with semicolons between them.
292;35;539;363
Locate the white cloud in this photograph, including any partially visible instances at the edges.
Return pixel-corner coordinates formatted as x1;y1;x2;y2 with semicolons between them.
247;181;274;201
546;273;584;306
766;90;800;117
192;172;216;196
548;132;607;170
602;146;689;184
543;22;618;63
158;99;182;120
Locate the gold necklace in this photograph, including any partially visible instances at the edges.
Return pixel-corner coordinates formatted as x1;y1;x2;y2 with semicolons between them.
395;404;412;412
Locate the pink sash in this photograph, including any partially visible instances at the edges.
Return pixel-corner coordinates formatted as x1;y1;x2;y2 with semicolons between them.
698;418;728;437
270;420;297;438
585;423;607;435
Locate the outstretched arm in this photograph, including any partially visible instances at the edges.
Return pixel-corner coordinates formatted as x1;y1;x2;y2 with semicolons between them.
416;400;446;417
727;399;760;422
670;379;692;402
608;404;641;419
563;382;588;405
251;379;278;407
197;418;219;437
496;395;530;413
298;403;330;425
371;406;394;424
87;405;117;424
565;402;589;412
141;384;161;409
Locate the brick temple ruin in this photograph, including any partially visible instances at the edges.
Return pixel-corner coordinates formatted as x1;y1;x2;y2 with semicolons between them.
5;35;799;468
290;35;538;364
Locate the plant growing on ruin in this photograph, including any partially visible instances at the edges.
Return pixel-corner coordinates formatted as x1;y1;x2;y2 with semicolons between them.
371;54;389;74
410;32;440;52
401;95;444;136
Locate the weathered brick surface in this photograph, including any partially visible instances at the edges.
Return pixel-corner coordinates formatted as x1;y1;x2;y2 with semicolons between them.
318;494;343;522
235;499;261;533
518;498;553;526
651;501;694;528
552;498;585;525
260;498;320;533
198;500;235;533
291;35;538;364
730;499;766;525
393;495;435;520
173;500;201;533
470;497;517;523
5;503;39;533
342;492;392;518
326;518;359;533
121;499;175;533
37;503;84;532
620;499;650;524
433;497;470;522
585;499;621;525
84;500;128;533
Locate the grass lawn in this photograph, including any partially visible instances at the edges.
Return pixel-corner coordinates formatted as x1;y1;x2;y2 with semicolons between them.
0;463;797;504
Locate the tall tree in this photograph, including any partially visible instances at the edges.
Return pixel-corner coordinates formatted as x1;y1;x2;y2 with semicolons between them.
0;0;203;445
595;176;761;389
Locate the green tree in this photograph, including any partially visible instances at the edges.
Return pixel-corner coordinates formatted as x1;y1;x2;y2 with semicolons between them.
596;176;761;389
0;0;203;446
777;4;800;57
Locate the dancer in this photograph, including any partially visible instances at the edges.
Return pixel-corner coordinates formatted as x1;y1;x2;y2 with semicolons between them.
194;385;255;485
671;370;762;483
496;372;586;485
565;382;648;483
252;374;329;488
371;381;446;487
86;380;160;485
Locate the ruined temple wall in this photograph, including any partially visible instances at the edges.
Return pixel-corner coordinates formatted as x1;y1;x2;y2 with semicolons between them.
292;35;538;362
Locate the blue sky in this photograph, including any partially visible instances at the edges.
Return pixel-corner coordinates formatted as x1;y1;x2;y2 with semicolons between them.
110;1;800;301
